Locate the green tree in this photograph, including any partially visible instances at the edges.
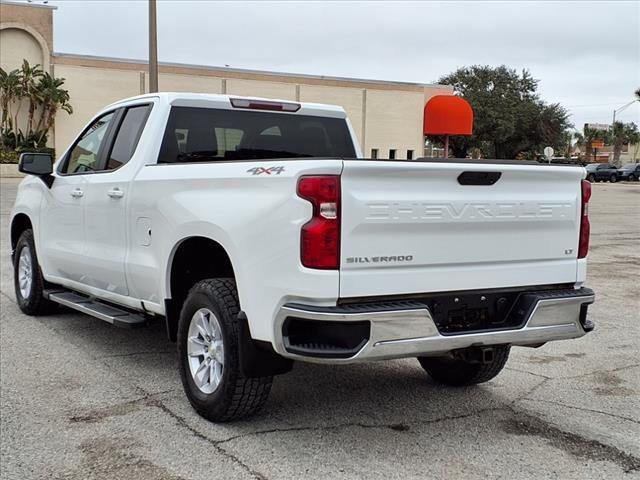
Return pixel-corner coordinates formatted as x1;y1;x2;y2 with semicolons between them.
610;121;639;166
21;60;44;137
559;130;581;159
428;65;571;159
0;60;72;150
0;67;21;134
34;72;73;146
582;126;606;162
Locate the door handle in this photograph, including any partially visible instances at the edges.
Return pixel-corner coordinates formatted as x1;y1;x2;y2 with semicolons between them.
107;188;124;199
70;188;84;198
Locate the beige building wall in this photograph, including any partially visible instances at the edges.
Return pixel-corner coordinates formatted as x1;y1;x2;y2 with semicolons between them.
226;79;297;101
158;73;223;94
364;89;424;159
0;1;53;51
0;28;44;71
299;85;364;149
52;65;142;152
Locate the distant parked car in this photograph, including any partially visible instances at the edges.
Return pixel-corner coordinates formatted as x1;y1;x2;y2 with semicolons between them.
585;163;618;183
617;163;640;182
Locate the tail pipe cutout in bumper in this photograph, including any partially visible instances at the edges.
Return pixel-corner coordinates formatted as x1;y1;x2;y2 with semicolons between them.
274;287;595;363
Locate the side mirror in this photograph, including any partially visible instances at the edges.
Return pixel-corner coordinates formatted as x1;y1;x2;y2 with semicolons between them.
19;153;53;176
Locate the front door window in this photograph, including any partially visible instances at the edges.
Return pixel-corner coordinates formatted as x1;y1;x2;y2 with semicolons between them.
62;112;115;174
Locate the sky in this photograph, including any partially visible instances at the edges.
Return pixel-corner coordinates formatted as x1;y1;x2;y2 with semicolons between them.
41;0;640;130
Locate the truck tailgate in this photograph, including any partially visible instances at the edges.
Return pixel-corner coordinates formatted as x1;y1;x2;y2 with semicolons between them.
339;160;584;298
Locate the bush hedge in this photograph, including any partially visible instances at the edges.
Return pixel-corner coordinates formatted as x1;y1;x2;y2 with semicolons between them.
0;151;19;164
0;147;55;164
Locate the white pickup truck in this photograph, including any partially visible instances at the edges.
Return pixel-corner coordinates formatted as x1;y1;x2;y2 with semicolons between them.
11;93;595;422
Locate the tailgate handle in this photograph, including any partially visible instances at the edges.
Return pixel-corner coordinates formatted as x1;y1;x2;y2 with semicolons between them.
457;171;501;186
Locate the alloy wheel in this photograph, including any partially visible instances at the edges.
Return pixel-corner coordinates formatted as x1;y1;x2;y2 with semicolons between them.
17;246;33;299
186;308;225;394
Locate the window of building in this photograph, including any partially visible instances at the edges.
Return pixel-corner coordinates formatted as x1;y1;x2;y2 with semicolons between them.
406;150;414;160
389;149;396;160
371;148;378;159
107;105;152;170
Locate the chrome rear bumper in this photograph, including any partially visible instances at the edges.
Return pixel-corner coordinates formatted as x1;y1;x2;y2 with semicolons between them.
273;288;595;364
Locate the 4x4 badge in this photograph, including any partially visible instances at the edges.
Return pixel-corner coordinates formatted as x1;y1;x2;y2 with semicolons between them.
247;166;285;175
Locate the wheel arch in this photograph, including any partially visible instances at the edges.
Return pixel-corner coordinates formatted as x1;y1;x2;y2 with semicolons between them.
10;213;33;254
164;236;236;341
164;236;292;377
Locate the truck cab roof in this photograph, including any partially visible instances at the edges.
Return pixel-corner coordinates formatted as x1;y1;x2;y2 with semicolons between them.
104;92;348;119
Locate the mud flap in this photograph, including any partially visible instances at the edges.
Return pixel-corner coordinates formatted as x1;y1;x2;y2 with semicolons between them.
238;312;293;378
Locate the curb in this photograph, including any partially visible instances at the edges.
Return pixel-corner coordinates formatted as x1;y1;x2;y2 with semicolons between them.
0;164;25;178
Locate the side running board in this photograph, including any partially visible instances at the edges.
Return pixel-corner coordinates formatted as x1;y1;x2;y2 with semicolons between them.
46;291;147;328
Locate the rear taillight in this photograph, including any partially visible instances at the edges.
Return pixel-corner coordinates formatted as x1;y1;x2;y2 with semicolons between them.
297;175;341;269
578;179;591;258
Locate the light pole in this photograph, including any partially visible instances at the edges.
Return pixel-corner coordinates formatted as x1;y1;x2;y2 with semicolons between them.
148;0;158;93
612;99;637;126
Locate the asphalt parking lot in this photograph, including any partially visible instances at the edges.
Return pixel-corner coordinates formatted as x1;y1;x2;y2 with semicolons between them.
1;177;639;480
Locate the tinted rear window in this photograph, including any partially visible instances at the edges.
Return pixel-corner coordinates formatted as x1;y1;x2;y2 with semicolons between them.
107;105;151;170
158;106;356;163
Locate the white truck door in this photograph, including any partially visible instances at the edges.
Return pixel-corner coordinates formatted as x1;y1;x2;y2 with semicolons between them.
40;111;117;284
82;104;153;297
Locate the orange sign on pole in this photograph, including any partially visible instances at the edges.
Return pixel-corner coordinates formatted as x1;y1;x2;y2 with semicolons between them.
423;95;474;158
591;140;605;148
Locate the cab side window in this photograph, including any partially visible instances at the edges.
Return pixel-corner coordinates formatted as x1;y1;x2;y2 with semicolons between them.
106;105;152;171
62;112;115;174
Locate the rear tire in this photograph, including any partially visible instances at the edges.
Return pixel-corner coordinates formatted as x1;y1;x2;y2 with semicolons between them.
610;174;617;183
417;346;510;386
177;278;273;422
13;229;57;315
587;173;595;182
628;174;636;182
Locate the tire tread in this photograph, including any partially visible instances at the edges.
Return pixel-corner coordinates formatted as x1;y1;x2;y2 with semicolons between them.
14;229;57;316
178;278;273;422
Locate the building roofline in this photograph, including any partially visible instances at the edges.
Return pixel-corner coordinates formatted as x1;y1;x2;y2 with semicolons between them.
52;52;446;89
0;0;57;10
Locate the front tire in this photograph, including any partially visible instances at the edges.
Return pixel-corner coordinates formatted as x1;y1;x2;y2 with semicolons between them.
13;229;57;315
417;346;510;386
587;173;595;182
177;278;273;422
610;174;617;183
628;174;636;182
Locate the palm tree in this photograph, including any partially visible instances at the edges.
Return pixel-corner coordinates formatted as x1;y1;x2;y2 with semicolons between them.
35;73;73;146
582;126;606;163
1;60;71;150
610;122;639;166
20;60;44;137
0;67;23;149
12;60;41;136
